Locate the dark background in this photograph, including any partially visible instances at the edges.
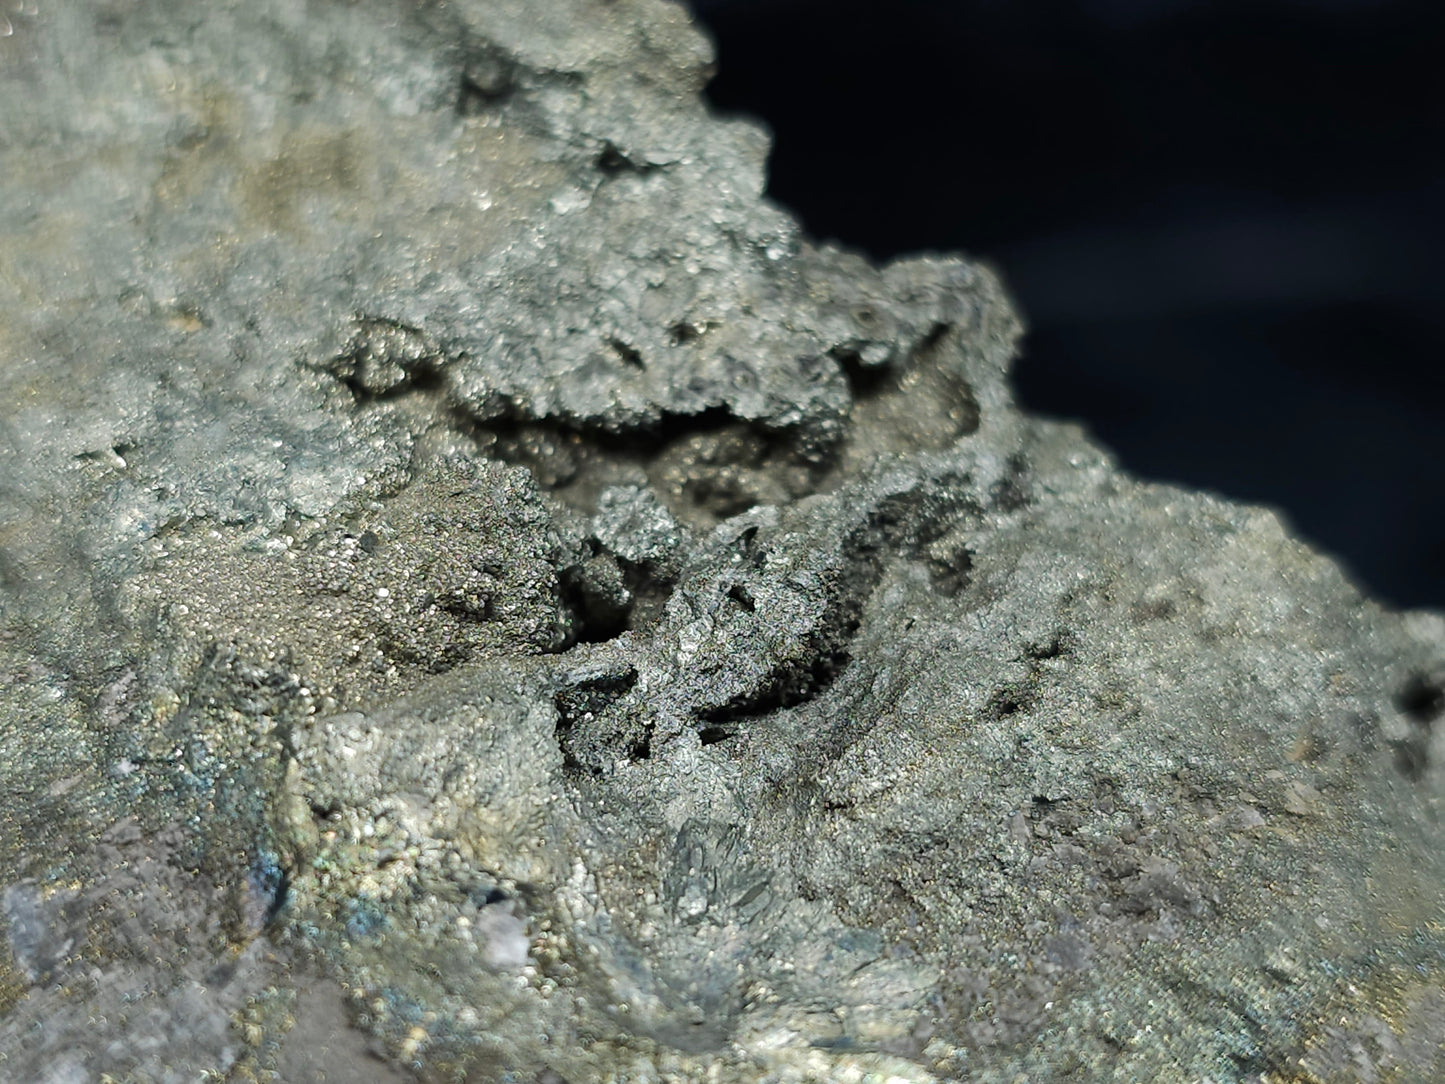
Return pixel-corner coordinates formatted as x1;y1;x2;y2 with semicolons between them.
684;0;1445;610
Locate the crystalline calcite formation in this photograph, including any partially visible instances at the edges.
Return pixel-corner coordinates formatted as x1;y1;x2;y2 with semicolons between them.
0;2;1441;1081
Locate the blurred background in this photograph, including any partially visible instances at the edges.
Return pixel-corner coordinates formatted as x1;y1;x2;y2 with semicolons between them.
684;0;1445;610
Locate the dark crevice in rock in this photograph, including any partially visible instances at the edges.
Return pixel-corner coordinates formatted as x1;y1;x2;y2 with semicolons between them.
595;140;662;178
319;316;451;402
917;320;953;352
328;366;446;405
452;36;536;118
435;592;497;624
699;481;977;732
1390;670;1440;781
606;336;646;371
617;558;680;636
821;324;982;489
1023;632;1071;661
699;646;855;736
554;668;641;774
835;347;894;402
725;582;755;613
75;442;139;468
926;542;975;598
983;632;1077;722
308;325;834;527
987;685;1034;721
310;310;989;537
732;524;766;568
456;55;518;115
667;320;702;345
1396;672;1444;723
307;316;998;755
559;558;633;645
469;405;831;528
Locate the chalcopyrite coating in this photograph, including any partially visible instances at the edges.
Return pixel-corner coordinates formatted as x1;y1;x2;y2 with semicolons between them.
1;2;1441;1081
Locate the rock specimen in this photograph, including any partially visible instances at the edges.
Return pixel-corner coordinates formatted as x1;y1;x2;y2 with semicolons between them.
0;1;1440;1081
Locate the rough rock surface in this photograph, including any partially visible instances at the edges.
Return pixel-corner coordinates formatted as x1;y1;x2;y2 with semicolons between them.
1;1;1442;1081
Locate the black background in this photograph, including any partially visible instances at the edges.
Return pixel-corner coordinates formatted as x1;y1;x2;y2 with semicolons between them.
685;0;1445;610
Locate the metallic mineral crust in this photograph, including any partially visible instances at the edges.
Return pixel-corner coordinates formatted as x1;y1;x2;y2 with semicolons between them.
0;2;1441;1082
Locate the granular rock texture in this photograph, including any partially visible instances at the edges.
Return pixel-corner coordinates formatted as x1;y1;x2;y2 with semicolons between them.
0;2;1441;1082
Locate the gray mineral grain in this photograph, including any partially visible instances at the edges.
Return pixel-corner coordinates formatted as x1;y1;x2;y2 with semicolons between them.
0;1;1441;1082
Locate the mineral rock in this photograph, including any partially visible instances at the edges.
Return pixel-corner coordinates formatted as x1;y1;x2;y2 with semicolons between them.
0;1;1440;1081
